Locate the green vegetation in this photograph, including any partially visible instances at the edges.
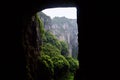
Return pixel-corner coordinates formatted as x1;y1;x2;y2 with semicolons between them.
66;57;79;73
36;13;45;38
43;31;62;50
41;43;61;57
38;55;54;80
36;14;79;80
60;41;69;57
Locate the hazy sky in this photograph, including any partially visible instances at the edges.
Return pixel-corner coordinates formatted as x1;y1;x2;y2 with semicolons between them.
42;7;77;19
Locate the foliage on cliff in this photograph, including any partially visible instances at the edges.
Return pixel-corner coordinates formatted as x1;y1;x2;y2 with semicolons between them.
60;41;69;57
36;13;79;80
43;31;62;50
38;12;78;59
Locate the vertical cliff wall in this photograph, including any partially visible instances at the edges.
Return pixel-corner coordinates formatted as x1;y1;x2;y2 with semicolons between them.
23;14;43;80
37;12;78;58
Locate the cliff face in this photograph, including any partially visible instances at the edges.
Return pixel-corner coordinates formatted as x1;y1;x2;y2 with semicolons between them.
37;12;78;58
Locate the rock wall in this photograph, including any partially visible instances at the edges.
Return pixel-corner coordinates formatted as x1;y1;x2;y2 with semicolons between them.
37;12;78;58
23;15;42;80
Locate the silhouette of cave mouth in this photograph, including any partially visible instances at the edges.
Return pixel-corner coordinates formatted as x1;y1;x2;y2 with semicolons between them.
22;1;83;80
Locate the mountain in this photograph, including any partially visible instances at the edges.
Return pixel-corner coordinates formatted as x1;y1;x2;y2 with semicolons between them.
37;12;78;58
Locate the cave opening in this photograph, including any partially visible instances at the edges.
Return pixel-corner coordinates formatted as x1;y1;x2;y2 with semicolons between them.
33;7;79;80
38;7;78;58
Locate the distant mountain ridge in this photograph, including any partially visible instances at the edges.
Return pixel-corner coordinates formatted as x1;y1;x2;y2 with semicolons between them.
37;12;78;58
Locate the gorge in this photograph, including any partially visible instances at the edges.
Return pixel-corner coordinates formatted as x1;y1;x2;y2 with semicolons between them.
37;12;78;58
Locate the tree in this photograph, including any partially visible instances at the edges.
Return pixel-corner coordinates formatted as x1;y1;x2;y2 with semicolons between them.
40;43;61;58
44;31;61;50
51;55;70;80
60;41;69;56
66;57;79;73
37;55;54;80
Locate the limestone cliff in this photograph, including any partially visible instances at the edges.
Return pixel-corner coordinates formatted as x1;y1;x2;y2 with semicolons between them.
37;12;78;58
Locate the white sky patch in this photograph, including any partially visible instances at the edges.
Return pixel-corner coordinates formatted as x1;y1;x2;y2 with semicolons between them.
41;7;77;19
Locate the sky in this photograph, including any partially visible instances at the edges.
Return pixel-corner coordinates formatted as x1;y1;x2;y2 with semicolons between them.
41;7;77;19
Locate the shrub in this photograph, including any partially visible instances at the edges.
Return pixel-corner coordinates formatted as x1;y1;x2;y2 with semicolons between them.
41;43;61;57
66;57;79;73
37;55;54;80
44;31;61;50
60;41;69;56
52;55;70;79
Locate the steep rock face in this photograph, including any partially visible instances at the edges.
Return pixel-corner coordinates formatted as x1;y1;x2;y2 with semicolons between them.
37;12;78;58
23;15;43;80
37;12;52;31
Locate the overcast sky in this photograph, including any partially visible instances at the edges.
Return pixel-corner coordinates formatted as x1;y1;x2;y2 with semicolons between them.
41;7;77;19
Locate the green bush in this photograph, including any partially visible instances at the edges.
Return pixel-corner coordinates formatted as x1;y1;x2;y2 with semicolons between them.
37;55;54;80
44;31;61;50
66;57;79;73
41;43;61;57
52;55;70;80
60;41;69;56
